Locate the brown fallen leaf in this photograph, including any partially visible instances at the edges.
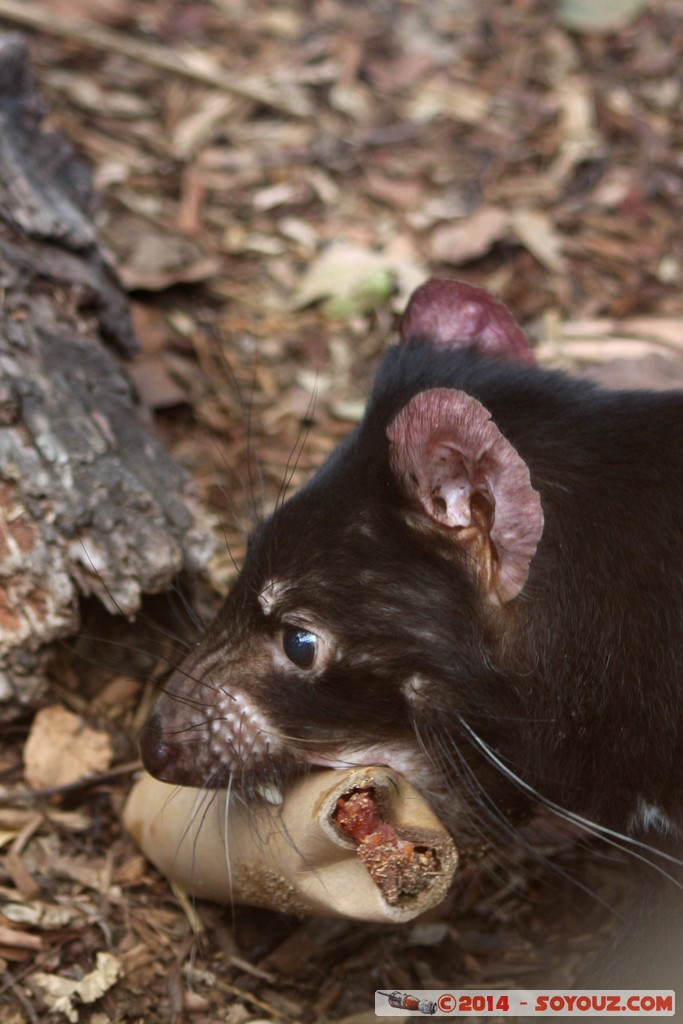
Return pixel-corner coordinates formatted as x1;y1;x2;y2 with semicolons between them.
118;234;221;291
430;206;510;265
104;215;221;292
0;924;43;951
549;75;604;184
510;209;566;274
365;174;425;212
2;900;78;930
563;318;683;349
408;76;490;124
127;356;188;410
23;706;113;790
4;846;42;901
30;951;123;1023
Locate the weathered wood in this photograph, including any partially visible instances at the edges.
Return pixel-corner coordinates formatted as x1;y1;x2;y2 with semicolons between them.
0;34;212;714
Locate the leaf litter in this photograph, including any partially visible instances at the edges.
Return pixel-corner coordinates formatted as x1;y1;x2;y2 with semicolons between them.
0;0;682;1021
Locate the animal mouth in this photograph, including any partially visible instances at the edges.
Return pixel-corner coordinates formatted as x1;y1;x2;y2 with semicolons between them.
300;744;428;790
142;682;427;808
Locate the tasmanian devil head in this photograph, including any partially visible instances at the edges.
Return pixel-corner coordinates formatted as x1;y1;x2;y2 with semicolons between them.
140;280;546;835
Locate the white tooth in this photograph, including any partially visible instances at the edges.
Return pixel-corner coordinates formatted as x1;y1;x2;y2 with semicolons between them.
257;782;284;806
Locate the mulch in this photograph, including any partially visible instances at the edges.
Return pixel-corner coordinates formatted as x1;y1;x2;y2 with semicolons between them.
1;1;683;1020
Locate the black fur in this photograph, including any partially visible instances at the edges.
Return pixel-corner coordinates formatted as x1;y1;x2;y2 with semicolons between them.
141;321;683;994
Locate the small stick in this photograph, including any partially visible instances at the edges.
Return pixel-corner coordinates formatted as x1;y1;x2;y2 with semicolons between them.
212;978;294;1023
0;760;142;805
0;0;310;117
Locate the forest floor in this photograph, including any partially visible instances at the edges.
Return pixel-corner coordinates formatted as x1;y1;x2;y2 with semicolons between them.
1;1;683;1021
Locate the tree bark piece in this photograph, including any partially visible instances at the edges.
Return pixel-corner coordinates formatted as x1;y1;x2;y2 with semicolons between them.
0;34;212;714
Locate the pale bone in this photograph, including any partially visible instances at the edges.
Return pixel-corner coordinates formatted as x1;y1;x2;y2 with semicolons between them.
123;766;458;923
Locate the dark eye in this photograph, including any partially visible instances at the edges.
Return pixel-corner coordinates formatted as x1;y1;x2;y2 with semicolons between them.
282;625;318;669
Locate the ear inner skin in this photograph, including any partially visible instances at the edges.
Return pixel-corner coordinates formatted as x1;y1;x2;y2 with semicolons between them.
400;278;535;365
387;388;544;603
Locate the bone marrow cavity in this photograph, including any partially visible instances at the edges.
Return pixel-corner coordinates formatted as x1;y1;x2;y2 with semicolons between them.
333;786;440;905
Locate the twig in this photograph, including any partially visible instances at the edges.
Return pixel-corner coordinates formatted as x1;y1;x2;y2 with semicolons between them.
212;978;294;1022
1;970;40;1024
0;0;310;118
0;760;142;804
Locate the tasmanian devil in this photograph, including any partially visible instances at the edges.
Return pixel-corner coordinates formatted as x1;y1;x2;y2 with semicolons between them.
140;279;683;990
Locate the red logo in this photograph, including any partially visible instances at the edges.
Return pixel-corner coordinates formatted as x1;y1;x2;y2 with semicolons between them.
438;993;457;1012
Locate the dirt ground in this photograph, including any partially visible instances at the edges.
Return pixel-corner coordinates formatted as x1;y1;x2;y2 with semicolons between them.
2;0;683;1021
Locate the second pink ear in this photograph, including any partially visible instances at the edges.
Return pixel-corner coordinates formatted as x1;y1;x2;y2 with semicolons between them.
387;388;544;603
401;279;535;365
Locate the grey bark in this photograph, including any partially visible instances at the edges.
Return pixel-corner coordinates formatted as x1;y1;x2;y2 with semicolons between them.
0;34;212;713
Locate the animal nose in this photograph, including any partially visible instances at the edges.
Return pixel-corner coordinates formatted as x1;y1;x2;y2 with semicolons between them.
139;710;193;786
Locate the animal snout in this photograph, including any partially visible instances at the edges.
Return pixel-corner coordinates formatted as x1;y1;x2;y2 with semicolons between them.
139;707;199;787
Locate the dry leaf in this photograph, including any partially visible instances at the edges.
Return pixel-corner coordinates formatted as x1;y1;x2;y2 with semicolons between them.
563;318;683;349
430;206;510;265
0;828;17;848
127;357;188;410
170;93;237;159
48;71;152;117
89;675;142;710
583;355;683;392
365;173;425;212
31;952;123;1023
538;337;677;363
408;77;489;124
48;854;114;893
550;76;604;182
3;901;77;930
557;0;647;32
510;209;566;273
292;245;396;316
0;924;43;951
117;231;221;291
536;316;683;389
23;706;113;790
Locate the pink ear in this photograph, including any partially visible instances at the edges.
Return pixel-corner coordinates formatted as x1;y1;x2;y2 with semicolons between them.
401;279;535;365
387;388;543;603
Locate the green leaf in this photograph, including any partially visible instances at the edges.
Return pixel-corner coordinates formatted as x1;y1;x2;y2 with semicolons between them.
556;0;647;32
292;245;396;318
